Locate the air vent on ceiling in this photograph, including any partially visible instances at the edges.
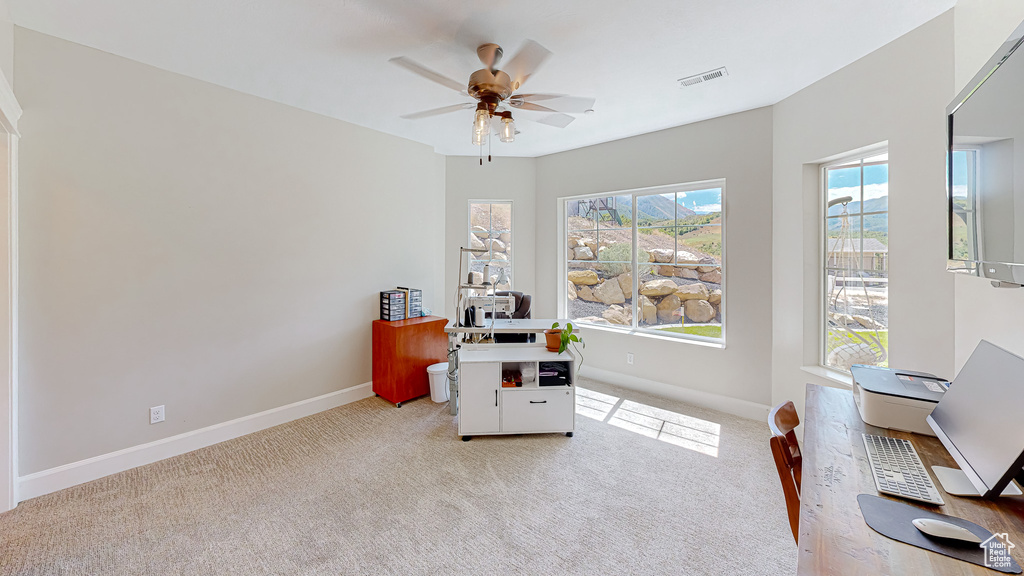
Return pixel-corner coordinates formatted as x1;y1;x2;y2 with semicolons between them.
678;67;728;88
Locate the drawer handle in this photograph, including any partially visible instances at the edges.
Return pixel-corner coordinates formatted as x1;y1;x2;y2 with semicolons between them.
529;400;548;404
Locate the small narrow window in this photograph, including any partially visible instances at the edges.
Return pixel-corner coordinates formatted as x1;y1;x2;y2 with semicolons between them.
468;201;512;289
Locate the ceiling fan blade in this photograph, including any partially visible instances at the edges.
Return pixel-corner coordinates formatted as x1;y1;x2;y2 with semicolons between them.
502;40;552;91
400;103;474;120
515;94;595;113
535;114;575;129
389;56;466;94
511;102;562;114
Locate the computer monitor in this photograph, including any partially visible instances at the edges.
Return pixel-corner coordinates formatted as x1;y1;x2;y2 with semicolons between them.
927;340;1024;498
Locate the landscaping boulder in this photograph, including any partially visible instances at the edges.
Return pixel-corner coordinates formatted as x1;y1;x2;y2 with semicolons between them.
650;248;674;263
697;256;718;273
602;306;631;325
577;316;610;325
568;270;599;286
699;269;722;284
567;237;579;250
499;232;511;244
708;289;722;305
471;225;488;238
492;252;509;263
577;285;598;302
487;238;506;253
676;250;700;268
568;281;578;301
655;265;677;277
677;269;700;280
616;273;633;300
656;294;682;323
853;315;878;329
684;299;716;323
573;246;595;260
675;283;710;301
639;295;658;325
640;278;678;297
594;279;626;305
470;234;485;250
583;239;599;254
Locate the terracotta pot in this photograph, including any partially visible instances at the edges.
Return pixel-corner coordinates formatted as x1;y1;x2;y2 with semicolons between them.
544;329;562;352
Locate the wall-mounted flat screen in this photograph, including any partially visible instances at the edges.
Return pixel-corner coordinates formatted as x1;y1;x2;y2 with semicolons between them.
948;19;1024;285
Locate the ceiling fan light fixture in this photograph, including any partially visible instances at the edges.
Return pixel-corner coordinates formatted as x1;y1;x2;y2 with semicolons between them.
499;111;515;143
473;103;490;136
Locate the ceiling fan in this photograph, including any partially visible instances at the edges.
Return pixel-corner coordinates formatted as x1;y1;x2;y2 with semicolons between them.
389;41;595;153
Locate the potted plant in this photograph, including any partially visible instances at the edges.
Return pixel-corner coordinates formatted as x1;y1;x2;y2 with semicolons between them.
546;322;585;368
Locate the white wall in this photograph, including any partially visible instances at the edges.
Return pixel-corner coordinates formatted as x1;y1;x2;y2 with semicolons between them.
534;108;775;407
444;156;536;319
15;28;445;475
0;0;12;84
952;0;1024;372
772;12;955;412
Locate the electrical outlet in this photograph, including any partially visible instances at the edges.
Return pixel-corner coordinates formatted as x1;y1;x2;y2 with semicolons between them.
150;405;165;424
627;353;634;365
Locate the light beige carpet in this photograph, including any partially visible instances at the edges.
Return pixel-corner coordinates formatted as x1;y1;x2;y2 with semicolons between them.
0;378;797;575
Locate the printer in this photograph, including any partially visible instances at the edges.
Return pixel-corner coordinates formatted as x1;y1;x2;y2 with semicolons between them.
851;365;949;436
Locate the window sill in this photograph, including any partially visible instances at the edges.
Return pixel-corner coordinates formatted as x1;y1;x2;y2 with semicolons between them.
800;365;853;388
576;322;726;349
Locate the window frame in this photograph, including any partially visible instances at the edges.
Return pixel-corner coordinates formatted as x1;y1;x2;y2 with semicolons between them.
819;149;889;373
468;200;514;290
559;179;727;346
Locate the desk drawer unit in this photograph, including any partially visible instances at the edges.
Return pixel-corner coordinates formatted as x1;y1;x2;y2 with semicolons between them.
501;389;574;433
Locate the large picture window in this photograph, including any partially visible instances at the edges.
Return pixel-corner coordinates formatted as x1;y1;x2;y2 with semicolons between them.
565;181;725;343
469;201;512;290
823;152;888;372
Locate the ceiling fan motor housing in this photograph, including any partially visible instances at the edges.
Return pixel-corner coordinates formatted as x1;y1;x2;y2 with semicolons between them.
468;69;513;103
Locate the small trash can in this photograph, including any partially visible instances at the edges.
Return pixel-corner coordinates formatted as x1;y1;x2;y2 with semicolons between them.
427;362;450;403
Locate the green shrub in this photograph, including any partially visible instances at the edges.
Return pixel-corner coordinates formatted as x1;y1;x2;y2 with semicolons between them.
596;243;649;276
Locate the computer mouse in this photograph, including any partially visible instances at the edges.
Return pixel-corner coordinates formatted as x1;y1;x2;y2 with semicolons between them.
912;518;983;543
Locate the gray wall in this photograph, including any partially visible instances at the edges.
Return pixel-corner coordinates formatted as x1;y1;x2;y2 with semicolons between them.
771;12;955;412
533;108;775;406
15;28;445;474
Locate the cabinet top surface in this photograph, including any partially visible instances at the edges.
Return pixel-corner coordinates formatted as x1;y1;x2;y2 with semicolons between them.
460;346;575;363
373;316;446;328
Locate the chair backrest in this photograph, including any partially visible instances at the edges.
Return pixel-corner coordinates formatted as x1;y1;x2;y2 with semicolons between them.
769;401;802;544
494;291;531;319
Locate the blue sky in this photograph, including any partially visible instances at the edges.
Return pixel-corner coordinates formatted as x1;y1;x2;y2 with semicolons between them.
677;188;722;214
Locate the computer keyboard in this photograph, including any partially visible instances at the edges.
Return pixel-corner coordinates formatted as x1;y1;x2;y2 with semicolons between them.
862;433;945;505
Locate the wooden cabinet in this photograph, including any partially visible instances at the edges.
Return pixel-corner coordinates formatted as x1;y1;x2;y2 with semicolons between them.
457;347;575;440
372;316;448;406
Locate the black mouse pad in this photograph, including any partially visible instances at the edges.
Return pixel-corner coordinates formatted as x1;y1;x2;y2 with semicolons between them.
858;494;1022;573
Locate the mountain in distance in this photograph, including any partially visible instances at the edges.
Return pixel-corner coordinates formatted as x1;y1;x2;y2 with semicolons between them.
597;194;696;223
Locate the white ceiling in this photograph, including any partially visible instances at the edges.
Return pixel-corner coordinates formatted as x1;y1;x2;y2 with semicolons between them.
8;0;954;157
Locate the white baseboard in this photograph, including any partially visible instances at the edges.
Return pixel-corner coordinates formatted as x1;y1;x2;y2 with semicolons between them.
18;382;374;502
581;367;770;421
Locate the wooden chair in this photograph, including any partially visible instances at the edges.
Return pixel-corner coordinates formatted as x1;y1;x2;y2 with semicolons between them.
769;401;802;544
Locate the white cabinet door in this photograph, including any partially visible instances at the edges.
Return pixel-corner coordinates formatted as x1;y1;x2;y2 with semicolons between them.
458;362;500;435
501;388;574;433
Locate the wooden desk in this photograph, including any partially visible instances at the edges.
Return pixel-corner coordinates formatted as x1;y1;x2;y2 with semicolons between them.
799;384;1024;575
